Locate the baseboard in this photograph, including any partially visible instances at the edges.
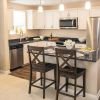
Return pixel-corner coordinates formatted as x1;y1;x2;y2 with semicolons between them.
50;84;98;100
0;70;11;74
97;89;100;100
87;93;98;100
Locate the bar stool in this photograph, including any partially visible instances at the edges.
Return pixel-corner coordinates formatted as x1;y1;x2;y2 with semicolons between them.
27;45;56;99
55;48;86;100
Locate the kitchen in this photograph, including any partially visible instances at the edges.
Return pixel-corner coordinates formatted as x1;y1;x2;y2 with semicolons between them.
0;0;100;100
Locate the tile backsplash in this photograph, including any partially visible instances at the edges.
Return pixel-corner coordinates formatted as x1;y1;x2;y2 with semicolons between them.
38;29;87;39
9;29;87;40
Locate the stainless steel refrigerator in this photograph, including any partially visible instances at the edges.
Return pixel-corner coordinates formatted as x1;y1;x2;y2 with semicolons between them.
87;17;100;60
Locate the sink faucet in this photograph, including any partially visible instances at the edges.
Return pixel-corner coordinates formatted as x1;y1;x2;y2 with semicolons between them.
19;29;23;42
25;36;29;41
50;33;53;39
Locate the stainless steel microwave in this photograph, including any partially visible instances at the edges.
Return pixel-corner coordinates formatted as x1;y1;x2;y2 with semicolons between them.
59;17;78;29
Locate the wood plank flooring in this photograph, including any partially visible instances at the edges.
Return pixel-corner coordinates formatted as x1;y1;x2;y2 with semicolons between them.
10;66;36;80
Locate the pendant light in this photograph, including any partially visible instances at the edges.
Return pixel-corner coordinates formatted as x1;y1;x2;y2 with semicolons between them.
85;0;91;10
59;0;64;11
38;0;43;12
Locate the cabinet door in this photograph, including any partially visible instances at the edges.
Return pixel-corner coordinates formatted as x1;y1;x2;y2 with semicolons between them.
69;9;78;17
23;44;29;65
59;10;68;18
52;11;60;29
36;13;45;29
45;11;53;29
23;42;38;65
78;9;89;30
90;8;100;17
26;10;33;29
26;10;37;29
59;9;78;18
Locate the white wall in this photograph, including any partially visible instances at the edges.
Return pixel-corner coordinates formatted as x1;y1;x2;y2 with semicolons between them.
0;0;10;71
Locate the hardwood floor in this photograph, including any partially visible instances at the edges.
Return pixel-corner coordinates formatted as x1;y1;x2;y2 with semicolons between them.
10;66;36;80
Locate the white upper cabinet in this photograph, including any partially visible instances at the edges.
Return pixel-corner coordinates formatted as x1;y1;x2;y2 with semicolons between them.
59;9;78;18
45;11;53;29
90;8;100;17
26;8;100;30
78;9;89;30
26;10;33;29
44;10;59;29
52;11;59;29
36;12;45;29
26;10;37;29
59;11;67;18
68;9;78;17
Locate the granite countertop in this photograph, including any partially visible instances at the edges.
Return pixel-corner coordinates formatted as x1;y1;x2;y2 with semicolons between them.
9;36;86;46
76;51;97;62
44;48;97;62
9;37;97;62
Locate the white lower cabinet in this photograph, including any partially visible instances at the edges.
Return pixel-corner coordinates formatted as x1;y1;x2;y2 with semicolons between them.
23;42;38;65
23;44;29;65
23;41;47;65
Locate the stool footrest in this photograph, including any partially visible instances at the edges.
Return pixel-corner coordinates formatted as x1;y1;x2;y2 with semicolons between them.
31;77;55;89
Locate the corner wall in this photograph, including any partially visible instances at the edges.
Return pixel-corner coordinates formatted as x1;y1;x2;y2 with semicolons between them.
0;0;10;71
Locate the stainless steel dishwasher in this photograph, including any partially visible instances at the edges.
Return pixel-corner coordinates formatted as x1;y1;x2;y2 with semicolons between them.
9;44;23;71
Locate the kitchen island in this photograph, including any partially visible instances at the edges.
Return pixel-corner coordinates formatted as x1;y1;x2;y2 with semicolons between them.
9;38;99;97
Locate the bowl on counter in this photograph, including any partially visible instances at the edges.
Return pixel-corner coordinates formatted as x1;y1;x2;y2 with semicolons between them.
78;37;86;43
33;37;41;41
40;36;44;40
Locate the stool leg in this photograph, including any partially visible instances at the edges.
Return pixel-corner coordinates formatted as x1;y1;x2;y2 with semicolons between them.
43;73;46;99
74;78;77;100
54;68;57;89
65;78;68;92
83;71;86;97
28;70;32;94
40;72;43;86
56;74;60;100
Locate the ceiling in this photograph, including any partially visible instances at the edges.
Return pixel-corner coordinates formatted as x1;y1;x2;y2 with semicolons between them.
8;0;99;6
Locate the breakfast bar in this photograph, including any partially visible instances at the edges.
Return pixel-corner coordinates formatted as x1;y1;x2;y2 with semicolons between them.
9;38;99;97
25;41;99;96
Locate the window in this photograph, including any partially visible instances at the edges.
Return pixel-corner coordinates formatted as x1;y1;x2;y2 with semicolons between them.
9;10;26;35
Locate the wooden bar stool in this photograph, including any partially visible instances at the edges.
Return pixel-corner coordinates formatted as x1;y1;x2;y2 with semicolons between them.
55;48;86;100
27;45;56;99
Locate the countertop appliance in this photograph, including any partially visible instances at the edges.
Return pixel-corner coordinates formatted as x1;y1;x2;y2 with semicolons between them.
59;17;78;29
87;17;100;59
9;44;23;71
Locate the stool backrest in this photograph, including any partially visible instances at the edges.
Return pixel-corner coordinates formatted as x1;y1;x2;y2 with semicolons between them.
55;48;77;75
27;46;45;68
